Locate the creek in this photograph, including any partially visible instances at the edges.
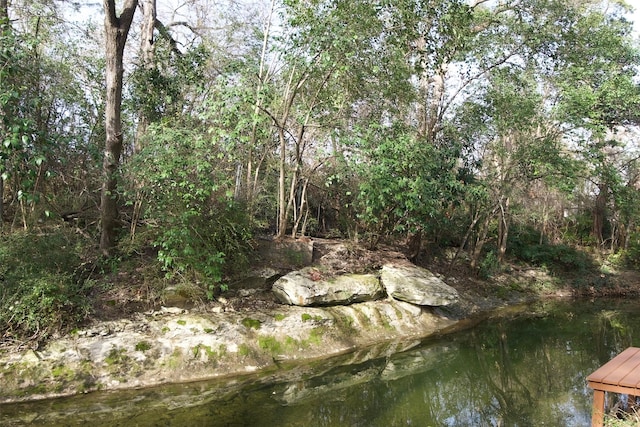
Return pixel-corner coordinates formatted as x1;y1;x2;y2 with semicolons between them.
2;298;639;426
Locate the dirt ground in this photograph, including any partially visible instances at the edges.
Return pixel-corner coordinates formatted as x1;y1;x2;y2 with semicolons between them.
90;237;640;324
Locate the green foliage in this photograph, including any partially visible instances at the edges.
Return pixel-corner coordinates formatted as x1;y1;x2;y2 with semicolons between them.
555;7;639;133
353;125;462;245
0;228;92;341
127;122;253;299
0;14;100;225
508;224;545;253
562;211;599;246
512;242;592;274
508;224;593;273
619;233;640;269
478;251;500;279
0;22;43;210
604;414;640;427
129;42;209;122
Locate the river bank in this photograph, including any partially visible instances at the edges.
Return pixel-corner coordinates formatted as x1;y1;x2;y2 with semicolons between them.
10;298;640;426
0;238;637;404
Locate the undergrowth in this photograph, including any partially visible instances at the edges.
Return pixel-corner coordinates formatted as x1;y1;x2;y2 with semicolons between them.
0;227;93;344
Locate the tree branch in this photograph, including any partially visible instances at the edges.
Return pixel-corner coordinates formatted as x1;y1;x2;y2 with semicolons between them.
154;18;183;56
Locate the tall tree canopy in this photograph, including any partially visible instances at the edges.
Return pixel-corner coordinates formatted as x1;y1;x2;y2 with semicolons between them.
0;0;638;278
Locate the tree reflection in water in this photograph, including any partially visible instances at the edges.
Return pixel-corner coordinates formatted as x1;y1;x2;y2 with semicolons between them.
2;299;639;426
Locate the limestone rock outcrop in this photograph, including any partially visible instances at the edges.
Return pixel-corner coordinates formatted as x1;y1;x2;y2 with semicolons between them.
272;268;384;306
380;264;459;306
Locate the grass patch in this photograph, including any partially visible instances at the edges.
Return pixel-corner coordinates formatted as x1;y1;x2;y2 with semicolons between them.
165;348;183;369
604;407;640;426
51;364;74;380
257;336;282;354
241;317;262;329
135;341;152;352
105;347;128;366
192;344;218;359
301;313;324;322
332;312;356;334
238;344;250;357
306;327;325;346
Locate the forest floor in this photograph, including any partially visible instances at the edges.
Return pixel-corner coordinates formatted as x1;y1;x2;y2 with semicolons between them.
90;237;640;324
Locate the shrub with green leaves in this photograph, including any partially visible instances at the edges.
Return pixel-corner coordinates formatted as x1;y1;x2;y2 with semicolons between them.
619;232;640;269
0;229;92;342
478;250;501;279
127;123;253;299
353;125;462;247
507;223;593;273
507;230;591;274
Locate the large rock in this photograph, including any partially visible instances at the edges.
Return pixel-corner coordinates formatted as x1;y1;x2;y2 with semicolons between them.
272;268;384;306
380;264;458;306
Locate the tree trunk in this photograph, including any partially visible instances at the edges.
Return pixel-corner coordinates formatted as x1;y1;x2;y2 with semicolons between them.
277;126;287;238
471;213;492;270
139;0;155;74
497;196;510;263
593;183;607;247
291;177;309;238
134;0;156;153
100;0;138;255
0;0;8;230
275;68;300;239
450;208;484;271
0;174;3;230
247;0;276;204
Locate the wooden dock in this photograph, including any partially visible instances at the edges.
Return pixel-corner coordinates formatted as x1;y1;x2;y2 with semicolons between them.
587;347;640;427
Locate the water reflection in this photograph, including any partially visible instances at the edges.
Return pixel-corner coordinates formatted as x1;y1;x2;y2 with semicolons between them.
2;299;639;426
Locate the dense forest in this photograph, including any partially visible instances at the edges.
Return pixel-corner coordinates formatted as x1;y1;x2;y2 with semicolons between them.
1;0;639;343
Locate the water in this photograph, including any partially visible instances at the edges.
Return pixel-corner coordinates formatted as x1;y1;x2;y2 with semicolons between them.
2;298;639;426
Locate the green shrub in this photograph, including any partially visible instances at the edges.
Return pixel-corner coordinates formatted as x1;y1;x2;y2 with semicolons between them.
620;232;640;268
124;125;252;299
127;123;253;300
508;225;592;273
478;250;500;279
507;224;544;253
0;229;92;341
514;243;591;273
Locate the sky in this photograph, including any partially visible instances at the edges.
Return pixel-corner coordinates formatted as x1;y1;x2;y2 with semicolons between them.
630;0;640;35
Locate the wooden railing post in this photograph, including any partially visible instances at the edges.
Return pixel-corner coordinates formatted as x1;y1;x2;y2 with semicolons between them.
591;389;605;427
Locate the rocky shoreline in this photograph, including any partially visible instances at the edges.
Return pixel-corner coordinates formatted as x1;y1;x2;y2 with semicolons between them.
0;238;556;404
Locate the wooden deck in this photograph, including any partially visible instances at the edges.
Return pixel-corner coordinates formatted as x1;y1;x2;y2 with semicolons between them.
587;347;640;427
